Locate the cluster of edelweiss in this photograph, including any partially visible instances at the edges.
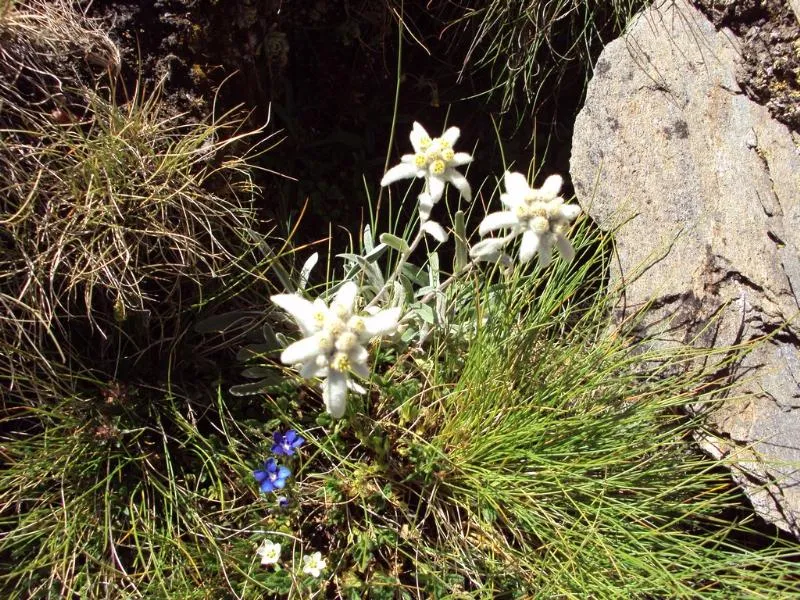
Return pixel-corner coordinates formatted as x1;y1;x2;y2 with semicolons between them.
271;122;581;420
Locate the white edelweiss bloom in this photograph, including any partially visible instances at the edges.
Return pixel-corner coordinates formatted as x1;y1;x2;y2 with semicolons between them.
256;540;281;566
301;551;327;578
271;281;401;419
476;171;581;267
380;122;473;222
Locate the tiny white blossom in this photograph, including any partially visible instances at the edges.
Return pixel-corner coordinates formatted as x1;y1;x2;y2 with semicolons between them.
271;282;401;419
256;540;281;566
302;551;327;578
380;122;472;222
473;171;581;267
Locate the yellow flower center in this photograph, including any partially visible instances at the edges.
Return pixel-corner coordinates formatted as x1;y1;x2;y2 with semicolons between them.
347;316;365;334
431;159;446;175
442;148;454;162
332;353;350;372
419;136;432;150
335;331;358;352
531;216;550;234
414;153;427;168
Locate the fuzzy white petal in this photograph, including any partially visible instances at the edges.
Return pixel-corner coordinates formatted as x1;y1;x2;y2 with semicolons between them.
479;211;519;236
519;230;540;264
441;126;460;146
556;235;575;262
381;162;419;186
427;176;445;204
538;234;553;268
418;193;434;222
333;281;358;312
421;220;449;243
504;171;531;197
410;122;429;153
469;237;510;260
362;307;401;337
347;379;367;394
350;359;371;380
446;169;472;201
541;174;563;199
299;359;326;379
450;152;473;167
558;204;581;221
323;371;349;419
271;294;319;336
281;335;323;366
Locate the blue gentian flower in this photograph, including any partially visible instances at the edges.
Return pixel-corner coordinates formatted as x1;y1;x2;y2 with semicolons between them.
253;458;291;493
271;429;305;456
277;496;290;509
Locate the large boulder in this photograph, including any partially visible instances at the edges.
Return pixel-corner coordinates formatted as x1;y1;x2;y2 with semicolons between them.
570;0;800;537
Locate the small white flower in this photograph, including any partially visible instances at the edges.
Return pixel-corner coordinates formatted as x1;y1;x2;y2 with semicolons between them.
271;282;401;419
256;540;281;566
380;122;472;222
301;551;327;578
474;171;581;267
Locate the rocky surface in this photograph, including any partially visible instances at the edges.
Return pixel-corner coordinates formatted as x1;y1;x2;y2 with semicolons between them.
570;0;800;537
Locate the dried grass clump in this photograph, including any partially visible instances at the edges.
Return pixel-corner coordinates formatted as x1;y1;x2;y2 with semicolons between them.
0;1;267;371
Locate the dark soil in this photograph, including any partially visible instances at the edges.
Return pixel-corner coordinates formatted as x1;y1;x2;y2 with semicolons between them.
694;0;800;132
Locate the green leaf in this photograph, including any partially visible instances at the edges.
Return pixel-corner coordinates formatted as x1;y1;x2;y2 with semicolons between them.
194;311;248;334
454;209;468;272
229;373;286;396
379;233;410;254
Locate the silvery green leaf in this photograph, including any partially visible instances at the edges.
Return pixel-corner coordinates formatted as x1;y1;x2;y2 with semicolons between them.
428;252;440;288
230;375;285;396
298;252;318;291
241;365;282;379
194;311;248;334
237;343;279;362
363;224;374;252
454;210;468;272
412;303;435;325
379;233;410;254
364;242;388;262
251;233;295;292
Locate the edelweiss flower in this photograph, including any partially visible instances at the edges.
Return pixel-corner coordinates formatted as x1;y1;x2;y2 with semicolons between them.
473;171;581;267
271;282;401;419
302;551;327;578
256;540;281;566
380;122;472;222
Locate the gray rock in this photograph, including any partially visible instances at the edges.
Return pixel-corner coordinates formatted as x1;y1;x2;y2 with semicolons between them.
570;0;800;537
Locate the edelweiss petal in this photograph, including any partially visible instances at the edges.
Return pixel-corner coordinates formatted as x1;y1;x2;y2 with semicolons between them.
324;371;349;419
541;174;563;199
469;237;510;261
281;335;324;365
360;307;401;337
427;176;446;204
333;281;359;313
421;220;449;243
441;126;460;146
556;235;576;262
446;169;471;201
479;211;518;236
409;122;430;153
519;230;540;264
271;294;319;337
504;171;530;197
380;162;418;186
